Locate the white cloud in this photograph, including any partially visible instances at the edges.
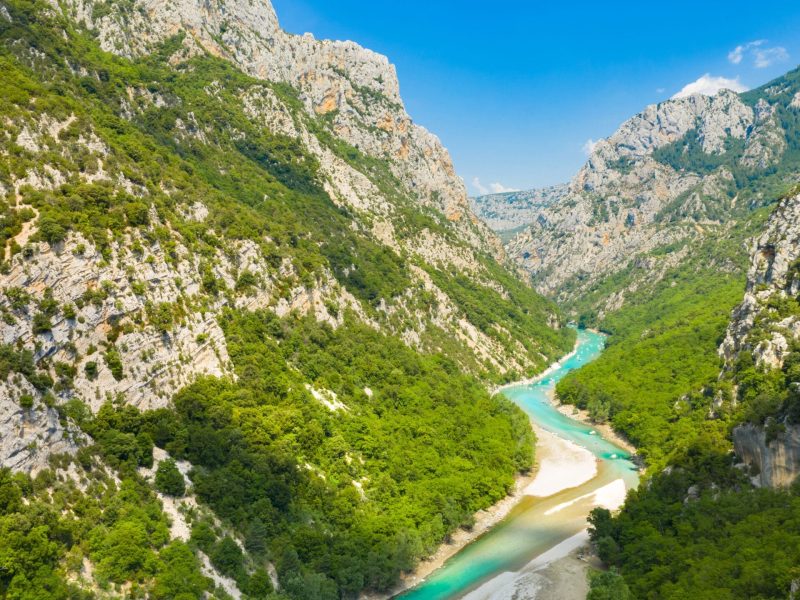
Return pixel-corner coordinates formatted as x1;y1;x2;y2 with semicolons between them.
582;139;600;157
656;87;666;94
672;74;748;99
728;40;788;68
471;177;489;195
489;182;519;194
728;40;765;64
472;177;518;195
754;46;789;68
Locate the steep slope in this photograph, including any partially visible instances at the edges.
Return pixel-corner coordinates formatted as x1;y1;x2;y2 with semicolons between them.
494;69;800;468
0;0;573;420
61;0;493;250
517;75;800;599
585;191;800;600
0;2;573;598
719;190;800;487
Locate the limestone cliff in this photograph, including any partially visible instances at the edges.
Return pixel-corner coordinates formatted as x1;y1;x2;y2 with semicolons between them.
721;191;800;487
469;185;567;234
733;423;800;488
57;0;495;250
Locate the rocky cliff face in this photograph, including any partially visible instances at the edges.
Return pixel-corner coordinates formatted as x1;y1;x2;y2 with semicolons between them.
505;71;800;313
58;0;493;248
721;191;800;487
720;191;800;367
733;423;800;488
0;0;571;472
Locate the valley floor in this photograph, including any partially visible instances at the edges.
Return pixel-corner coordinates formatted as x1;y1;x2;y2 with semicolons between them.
368;423;602;600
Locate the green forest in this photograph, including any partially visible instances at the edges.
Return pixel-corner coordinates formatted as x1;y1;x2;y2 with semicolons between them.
67;311;534;598
588;445;800;599
4;1;800;599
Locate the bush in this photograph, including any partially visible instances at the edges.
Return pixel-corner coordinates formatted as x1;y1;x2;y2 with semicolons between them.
155;458;185;497
84;361;98;380
32;312;52;334
209;536;243;579
588;568;631;600
104;348;124;381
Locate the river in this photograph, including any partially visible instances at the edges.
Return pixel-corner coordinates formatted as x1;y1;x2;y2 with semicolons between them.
398;329;640;600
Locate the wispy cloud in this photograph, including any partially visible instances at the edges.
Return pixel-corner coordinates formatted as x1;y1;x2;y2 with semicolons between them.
728;40;765;64
754;46;789;68
489;182;519;194
728;39;788;68
672;74;748;99
471;177;518;196
471;177;488;195
582;139;600;157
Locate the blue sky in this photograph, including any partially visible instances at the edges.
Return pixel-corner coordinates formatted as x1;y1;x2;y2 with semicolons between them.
271;1;800;195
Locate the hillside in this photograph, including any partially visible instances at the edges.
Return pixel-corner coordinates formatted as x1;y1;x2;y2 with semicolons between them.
491;71;800;598
0;1;574;598
585;190;800;600
509;68;800;312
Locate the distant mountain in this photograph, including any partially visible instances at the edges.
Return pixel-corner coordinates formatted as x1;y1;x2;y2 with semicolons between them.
505;67;800;314
469;184;567;233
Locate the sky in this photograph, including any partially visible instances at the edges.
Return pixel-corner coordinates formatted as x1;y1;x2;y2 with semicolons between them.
271;0;800;196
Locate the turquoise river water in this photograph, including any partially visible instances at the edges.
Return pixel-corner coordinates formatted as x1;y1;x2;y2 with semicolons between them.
398;329;640;599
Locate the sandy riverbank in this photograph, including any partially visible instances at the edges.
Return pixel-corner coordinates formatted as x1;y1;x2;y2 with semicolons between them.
365;420;602;600
461;532;599;600
460;476;628;600
525;425;597;497
553;400;637;455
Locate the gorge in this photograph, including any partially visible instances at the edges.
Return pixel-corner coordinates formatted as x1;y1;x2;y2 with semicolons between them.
1;1;800;599
400;330;639;600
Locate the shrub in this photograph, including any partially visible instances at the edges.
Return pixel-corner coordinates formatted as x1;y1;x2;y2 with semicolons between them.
32;312;52;334
18;394;34;409
84;361;98;380
155;458;185;497
104;348;123;381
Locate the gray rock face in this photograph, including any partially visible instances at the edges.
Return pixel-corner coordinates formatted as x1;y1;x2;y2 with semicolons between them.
720;192;800;368
723;192;800;488
0;379;80;473
469;185;568;233
733;423;800;488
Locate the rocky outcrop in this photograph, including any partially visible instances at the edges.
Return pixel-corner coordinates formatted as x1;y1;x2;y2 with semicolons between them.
720;191;800;367
722;191;800;487
0;379;79;473
733;423;800;488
